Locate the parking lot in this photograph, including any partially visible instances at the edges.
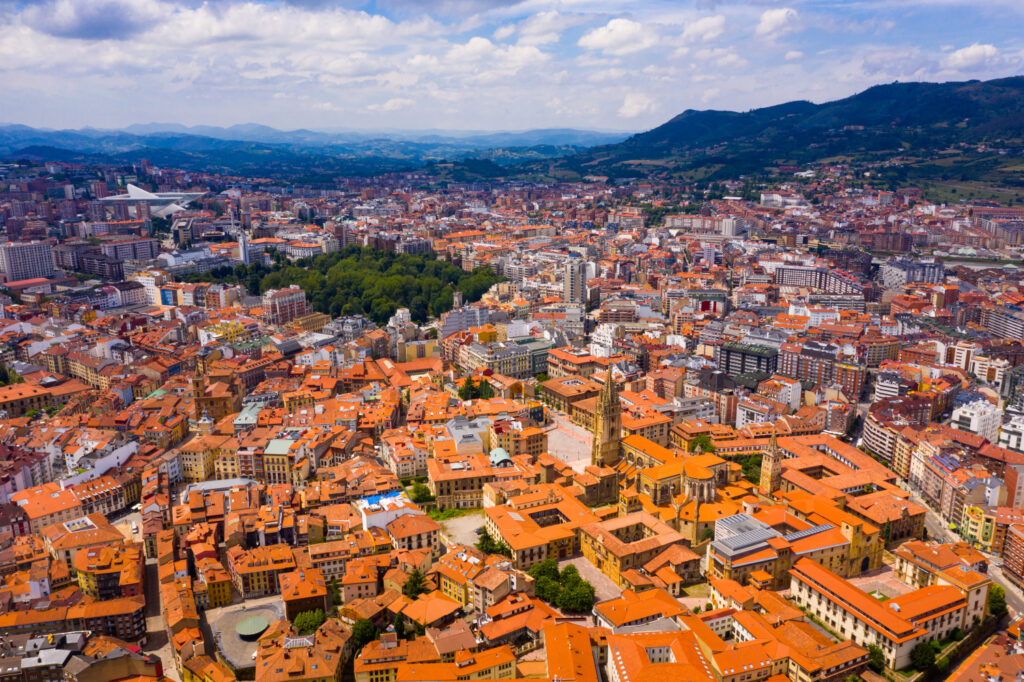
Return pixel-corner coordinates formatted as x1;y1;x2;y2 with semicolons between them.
440;510;486;547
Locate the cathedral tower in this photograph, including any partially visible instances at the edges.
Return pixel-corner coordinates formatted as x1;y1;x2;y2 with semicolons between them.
591;374;622;467
760;431;782;495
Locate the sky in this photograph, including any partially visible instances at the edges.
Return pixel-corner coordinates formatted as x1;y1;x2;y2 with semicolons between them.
1;0;1023;132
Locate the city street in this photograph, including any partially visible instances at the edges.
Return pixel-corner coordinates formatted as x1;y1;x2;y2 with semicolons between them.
140;559;181;682
904;487;1024;618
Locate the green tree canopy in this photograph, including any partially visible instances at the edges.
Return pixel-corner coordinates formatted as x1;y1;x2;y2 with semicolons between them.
866;644;885;673
476;530;512;558
989;584;1008;618
403;569;427;600
182;246;503;325
528;559;560;582
690;433;716;453
293;609;326;636
409;481;434;503
910;641;935;671
352;619;378;651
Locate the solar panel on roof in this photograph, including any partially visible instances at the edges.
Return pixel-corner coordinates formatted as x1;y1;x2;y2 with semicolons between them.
783;523;834;542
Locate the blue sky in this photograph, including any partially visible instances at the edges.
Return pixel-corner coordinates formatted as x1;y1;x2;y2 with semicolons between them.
1;0;1022;131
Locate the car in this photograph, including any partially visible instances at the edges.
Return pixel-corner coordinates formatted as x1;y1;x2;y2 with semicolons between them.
131;522;138;534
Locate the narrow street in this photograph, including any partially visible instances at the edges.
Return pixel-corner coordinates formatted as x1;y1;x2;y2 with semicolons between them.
905;487;1024;618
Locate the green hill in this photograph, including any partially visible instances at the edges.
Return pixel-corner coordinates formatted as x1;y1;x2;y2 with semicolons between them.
546;76;1024;182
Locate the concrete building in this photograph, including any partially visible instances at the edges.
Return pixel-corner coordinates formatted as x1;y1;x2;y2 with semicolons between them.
0;241;56;281
951;399;1001;443
564;259;587;305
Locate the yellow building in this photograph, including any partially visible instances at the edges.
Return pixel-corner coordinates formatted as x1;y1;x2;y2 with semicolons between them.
0;383;52;417
196;557;233;608
434;551;482;605
579;513;687;588
182;655;236;682
74;542;144;600
178;434;230;483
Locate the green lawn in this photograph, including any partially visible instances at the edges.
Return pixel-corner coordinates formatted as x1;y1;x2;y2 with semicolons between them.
683;583;710;598
428;507;479;521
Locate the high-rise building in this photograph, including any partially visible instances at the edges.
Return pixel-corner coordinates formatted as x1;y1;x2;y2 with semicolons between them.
879;258;943;289
261;285;312;325
0;241;56;282
564;259;587;305
239;230;250;266
591;376;622;467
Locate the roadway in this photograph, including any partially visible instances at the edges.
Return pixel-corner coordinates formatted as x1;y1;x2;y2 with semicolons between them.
904;486;1024;619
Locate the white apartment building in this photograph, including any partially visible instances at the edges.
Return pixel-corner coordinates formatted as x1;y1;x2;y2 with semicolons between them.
0;241;56;282
951;398;1002;443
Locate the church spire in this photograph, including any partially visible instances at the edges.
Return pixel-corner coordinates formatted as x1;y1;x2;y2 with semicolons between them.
591;372;622;467
760;430;782;496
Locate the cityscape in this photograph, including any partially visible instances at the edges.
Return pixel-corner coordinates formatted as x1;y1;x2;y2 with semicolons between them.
2;3;1024;682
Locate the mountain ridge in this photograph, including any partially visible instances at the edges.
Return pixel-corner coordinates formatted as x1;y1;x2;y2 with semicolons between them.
549;76;1024;180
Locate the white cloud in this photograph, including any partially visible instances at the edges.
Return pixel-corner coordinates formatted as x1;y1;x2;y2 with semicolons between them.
0;0;1018;132
618;92;654;118
516;11;581;46
694;47;747;69
578;18;658;56
755;8;799;39
942;43;1000;70
493;24;515;40
369;98;414;112
681;15;725;43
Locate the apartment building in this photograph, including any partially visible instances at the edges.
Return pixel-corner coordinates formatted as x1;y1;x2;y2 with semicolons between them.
0;240;56;281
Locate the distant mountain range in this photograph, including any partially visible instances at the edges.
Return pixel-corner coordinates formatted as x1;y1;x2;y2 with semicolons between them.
546;76;1024;181
0;123;629;180
5;76;1024;185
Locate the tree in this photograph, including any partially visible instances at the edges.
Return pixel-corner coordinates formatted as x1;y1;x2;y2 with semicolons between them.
329;577;340;604
459;377;478;400
528;559;560;583
476;530;512;558
409;481;434;503
403;569;427;599
25;409;39;420
910;641;935;671
556;582;595;612
352;619;378;651
560;565;580;585
989;584;1008;618
393;612;406;640
293;609;326;636
690;434;716;453
700;527;715;543
477;379;494;399
458;376;494;401
881;520;892;544
535;576;560;604
867;644;885;673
